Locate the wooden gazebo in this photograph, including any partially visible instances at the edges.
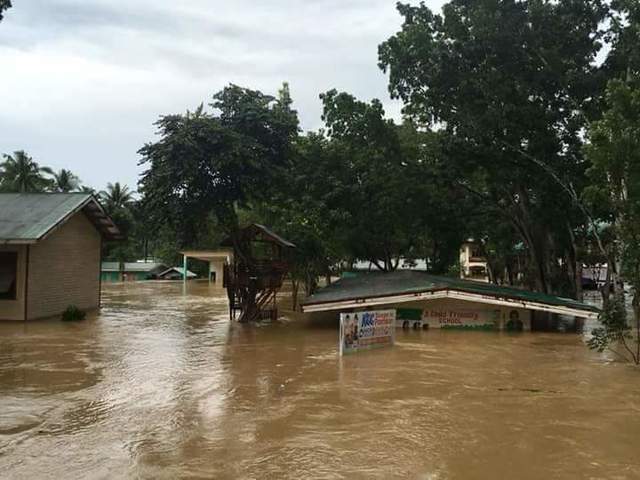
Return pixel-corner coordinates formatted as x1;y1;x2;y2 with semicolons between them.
221;224;295;323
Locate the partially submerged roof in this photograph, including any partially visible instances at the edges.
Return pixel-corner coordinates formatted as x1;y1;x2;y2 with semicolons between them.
220;223;295;248
101;262;166;273
302;270;600;319
158;266;197;278
180;249;232;262
0;193;122;243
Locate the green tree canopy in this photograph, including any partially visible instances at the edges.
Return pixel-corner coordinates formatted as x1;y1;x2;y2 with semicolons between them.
52;169;81;192
378;0;608;295
100;182;134;214
138;83;299;246
0;150;53;192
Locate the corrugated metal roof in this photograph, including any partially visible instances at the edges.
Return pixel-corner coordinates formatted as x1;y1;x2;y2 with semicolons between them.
0;193;122;243
303;270;599;314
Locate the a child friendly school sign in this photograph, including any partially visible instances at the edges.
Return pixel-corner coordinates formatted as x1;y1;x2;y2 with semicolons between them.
339;310;396;355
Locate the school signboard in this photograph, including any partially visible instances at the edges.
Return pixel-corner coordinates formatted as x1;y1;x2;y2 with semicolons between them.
422;307;500;330
340;310;396;355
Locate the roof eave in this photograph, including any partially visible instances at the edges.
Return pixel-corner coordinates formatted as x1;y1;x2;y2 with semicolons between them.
0;239;38;245
302;288;599;319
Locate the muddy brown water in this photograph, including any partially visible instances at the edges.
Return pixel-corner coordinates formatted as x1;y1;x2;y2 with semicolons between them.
1;282;639;479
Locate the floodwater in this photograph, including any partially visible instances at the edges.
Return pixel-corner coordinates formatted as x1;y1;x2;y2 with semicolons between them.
1;283;639;479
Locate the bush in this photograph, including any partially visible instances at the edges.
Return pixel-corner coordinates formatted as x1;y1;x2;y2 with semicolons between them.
61;305;86;322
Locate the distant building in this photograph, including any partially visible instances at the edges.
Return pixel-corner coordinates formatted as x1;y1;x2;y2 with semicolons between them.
101;262;166;282
0;193;121;321
157;267;197;280
180;249;232;283
459;240;489;282
582;264;608;290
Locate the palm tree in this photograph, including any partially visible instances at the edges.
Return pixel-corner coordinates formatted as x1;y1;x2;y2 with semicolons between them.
0;150;53;192
52;169;81;192
100;182;134;213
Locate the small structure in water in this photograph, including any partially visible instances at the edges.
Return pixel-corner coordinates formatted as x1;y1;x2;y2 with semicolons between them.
157;266;197;281
0;193;121;321
180;249;232;284
302;270;599;331
101;261;166;282
221;224;295;323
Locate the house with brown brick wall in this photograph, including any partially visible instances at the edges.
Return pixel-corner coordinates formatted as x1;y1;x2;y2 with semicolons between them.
0;193;121;321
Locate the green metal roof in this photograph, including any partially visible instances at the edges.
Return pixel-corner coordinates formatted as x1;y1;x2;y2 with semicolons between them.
0;193;122;243
101;262;166;273
303;270;599;314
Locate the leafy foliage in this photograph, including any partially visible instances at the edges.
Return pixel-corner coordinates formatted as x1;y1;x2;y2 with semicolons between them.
588;297;639;364
138;84;299;246
100;182;134;214
0;151;54;192
61;305;87;322
0;0;11;22
378;0;607;296
584;78;640;363
52;169;81;192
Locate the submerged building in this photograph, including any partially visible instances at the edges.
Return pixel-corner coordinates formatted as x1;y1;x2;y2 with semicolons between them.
302;270;598;331
0;193;121;321
101;261;166;282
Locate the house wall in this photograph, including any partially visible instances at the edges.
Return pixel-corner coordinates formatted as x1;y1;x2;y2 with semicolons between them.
0;245;28;321
210;259;226;283
26;212;101;320
101;271;121;283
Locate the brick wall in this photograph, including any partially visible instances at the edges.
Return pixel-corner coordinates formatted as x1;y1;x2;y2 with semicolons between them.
26;212;101;320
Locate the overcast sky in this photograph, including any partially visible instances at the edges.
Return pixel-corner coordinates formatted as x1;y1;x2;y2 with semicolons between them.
0;1;445;191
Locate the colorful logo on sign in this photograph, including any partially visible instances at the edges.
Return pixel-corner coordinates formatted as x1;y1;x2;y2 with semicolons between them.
340;310;396;355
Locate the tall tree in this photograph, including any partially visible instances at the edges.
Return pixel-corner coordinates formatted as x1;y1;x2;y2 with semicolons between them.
100;182;134;214
319;90;416;271
604;0;640;80
584;77;640;363
0;150;53;192
139;84;299;244
139;83;299;320
379;0;608;296
52;169;81;192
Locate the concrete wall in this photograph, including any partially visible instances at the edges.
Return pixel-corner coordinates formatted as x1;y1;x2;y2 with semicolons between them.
26;212;101;320
402;298;531;330
209;259;226;283
0;245;28;321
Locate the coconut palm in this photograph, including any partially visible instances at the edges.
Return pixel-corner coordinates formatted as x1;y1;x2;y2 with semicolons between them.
0;150;53;192
100;182;134;213
52;169;81;192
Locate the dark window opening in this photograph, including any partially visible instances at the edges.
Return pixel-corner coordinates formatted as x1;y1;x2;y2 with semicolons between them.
0;252;18;300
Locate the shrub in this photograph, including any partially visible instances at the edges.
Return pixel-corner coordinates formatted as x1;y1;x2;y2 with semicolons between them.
61;305;86;322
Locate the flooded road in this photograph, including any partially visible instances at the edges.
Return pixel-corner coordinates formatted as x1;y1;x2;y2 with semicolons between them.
1;282;639;479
